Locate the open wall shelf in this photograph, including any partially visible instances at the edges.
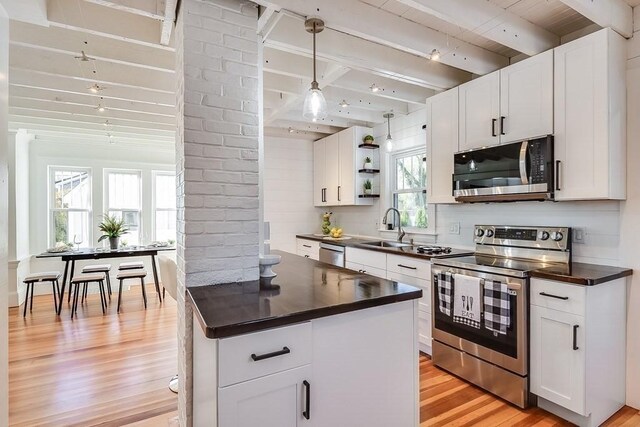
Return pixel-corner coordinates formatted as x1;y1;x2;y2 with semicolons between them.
358;144;380;149
358;194;380;198
358;169;380;173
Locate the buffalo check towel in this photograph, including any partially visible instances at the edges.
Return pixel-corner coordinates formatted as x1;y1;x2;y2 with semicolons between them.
436;272;453;316
484;280;511;335
453;274;482;329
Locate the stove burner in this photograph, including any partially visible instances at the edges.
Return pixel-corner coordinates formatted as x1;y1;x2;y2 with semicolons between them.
416;245;452;255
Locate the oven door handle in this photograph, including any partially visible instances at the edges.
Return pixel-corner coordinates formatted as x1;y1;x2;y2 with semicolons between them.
519;140;529;185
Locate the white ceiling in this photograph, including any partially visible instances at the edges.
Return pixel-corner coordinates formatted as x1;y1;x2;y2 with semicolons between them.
4;0;637;142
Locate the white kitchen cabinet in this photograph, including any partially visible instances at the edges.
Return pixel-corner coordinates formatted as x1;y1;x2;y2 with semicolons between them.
458;70;500;151
500;50;553;143
345;261;386;279
296;238;319;261
530;277;626;427
426;87;458;204
387;271;431;355
313;126;374;207
554;28;626;201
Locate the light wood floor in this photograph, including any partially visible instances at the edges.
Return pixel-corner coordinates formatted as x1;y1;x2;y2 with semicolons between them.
9;291;640;426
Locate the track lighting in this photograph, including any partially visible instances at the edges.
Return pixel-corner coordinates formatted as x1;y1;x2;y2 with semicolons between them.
339;100;349;108
370;84;380;93
430;49;441;61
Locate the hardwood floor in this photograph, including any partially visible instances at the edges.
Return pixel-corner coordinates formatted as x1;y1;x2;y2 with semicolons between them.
9;291;640;426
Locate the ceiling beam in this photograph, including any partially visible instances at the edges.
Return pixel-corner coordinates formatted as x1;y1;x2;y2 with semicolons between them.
557;0;633;38
269;119;342;135
255;1;507;75
48;0;172;50
160;0;177;45
257;7;281;39
0;0;48;26
265;126;327;141
394;0;559;56
275;109;371;128
333;70;435;105
82;0;165;20
266;12;470;91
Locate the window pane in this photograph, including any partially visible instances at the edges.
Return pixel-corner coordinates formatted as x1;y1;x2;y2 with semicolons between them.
53;211;89;245
155;210;176;242
108;172;141;209
155;174;176;209
396;191;427;228
394;152;426;191
109;210;140;246
53;170;90;209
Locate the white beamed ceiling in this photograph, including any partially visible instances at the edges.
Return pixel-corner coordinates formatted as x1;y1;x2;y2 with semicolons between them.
5;0;632;141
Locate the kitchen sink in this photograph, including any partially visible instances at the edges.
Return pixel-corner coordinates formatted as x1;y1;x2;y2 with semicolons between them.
359;241;413;249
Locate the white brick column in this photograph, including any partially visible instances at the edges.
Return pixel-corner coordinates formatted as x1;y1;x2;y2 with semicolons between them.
175;0;259;424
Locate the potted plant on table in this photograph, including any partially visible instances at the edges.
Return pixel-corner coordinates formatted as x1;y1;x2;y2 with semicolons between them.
363;179;373;195
362;135;375;145
98;214;129;250
363;156;373;170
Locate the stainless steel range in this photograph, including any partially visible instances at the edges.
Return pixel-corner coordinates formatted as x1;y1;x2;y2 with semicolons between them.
431;225;572;408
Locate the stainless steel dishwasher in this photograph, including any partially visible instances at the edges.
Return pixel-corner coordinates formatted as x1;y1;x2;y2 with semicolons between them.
319;243;345;267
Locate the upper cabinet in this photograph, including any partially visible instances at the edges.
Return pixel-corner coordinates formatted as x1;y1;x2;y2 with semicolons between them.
458;52;553;151
554;28;626;201
426;87;458;204
313;126;375;207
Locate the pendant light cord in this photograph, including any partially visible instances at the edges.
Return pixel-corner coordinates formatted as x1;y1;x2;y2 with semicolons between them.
312;21;317;84
387;115;391;138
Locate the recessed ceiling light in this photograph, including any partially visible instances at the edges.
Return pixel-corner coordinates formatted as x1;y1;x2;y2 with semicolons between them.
430;49;441;61
370;84;380;93
339;99;349;108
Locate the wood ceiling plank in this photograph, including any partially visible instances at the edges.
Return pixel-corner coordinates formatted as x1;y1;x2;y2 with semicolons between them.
558;0;633;38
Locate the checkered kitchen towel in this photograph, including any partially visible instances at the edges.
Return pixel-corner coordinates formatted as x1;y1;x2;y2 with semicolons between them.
483;280;511;335
436;272;453;316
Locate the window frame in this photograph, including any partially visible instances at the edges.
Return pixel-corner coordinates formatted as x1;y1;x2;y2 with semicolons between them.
390;147;429;232
152;170;177;242
48;166;93;247
104;168;143;246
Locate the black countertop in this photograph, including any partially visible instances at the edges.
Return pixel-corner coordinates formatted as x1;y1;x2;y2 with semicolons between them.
188;251;422;339
530;262;633;286
296;234;473;260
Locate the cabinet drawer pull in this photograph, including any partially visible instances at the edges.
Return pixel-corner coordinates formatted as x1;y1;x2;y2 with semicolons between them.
573;325;579;350
555;161;561;191
303;380;311;420
539;292;568;300
338;185;341;202
250;346;290;362
303;244;311;248
362;269;367;273
398;264;417;270
500;116;506;135
491;118;497;137
304;255;310;258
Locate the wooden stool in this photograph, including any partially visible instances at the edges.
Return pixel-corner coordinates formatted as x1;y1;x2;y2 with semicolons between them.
118;261;144;271
69;273;108;319
116;269;148;313
82;264;112;297
23;272;61;317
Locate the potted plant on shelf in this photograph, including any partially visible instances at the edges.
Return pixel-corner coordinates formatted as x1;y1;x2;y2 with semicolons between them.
363;156;373;170
363;179;373;195
98;214;129;250
363;135;374;145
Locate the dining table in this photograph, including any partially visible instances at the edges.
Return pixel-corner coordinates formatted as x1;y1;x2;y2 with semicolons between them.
36;246;176;314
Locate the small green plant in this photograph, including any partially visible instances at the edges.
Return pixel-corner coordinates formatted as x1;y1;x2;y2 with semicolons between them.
97;214;129;242
363;179;372;190
364;156;372;163
363;135;374;143
168;239;176;245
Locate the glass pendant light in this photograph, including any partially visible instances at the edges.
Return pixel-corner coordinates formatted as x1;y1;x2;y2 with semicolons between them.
383;113;394;152
302;18;327;122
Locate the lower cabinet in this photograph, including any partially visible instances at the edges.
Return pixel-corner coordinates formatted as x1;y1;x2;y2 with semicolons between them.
345;261;386;279
296;238;319;261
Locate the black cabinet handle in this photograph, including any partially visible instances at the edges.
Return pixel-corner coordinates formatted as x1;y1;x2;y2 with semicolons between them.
573;325;579;350
338;185;341;202
303;380;311;420
304;255;310;258
491;118;497;137
539;292;569;300
303;244;311;248
500;116;506;135
555;161;561;191
398;264;417;270
250;346;290;362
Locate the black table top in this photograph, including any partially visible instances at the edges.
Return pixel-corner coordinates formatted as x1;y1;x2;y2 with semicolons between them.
188;251;422;339
36;246;175;260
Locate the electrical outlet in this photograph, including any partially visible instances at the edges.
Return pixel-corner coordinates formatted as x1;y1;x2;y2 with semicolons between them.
449;222;460;235
573;227;586;244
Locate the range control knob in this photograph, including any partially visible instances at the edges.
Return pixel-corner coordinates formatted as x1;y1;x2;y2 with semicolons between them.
475;228;485;237
485;229;494;237
538;231;550;241
550;231;564;242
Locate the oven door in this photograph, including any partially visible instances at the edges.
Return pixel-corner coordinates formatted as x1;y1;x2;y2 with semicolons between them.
432;265;528;376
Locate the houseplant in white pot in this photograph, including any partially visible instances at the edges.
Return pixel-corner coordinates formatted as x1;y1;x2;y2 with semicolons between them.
98;214;129;250
363;156;373;170
363;179;373;195
362;135;374;145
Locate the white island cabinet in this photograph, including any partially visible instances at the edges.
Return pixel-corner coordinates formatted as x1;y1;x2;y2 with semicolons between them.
193;301;419;427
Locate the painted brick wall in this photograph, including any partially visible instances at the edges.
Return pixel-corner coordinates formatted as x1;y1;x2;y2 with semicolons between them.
175;0;259;424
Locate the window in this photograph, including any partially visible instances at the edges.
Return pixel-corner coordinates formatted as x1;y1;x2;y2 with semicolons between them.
105;170;142;246
49;167;92;246
392;149;427;229
153;171;176;242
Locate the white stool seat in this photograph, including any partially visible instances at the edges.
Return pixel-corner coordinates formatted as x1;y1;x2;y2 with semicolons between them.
71;273;106;283
82;264;111;273
24;271;60;283
117;270;147;280
118;261;144;270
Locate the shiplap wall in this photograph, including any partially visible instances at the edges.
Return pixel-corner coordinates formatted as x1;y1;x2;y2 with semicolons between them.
264;136;320;253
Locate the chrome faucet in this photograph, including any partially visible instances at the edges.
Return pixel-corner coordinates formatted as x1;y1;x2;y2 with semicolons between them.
382;208;405;243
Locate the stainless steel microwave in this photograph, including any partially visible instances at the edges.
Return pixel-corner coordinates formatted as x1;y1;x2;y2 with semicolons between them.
453;136;554;203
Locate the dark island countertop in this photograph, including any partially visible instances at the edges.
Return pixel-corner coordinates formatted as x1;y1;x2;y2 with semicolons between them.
530;262;633;286
188;251;422;339
295;234;473;260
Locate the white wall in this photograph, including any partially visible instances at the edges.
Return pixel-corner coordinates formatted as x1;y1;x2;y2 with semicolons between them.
264;136;320;253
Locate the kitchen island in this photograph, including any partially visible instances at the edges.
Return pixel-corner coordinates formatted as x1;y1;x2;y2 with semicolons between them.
189;251;422;427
